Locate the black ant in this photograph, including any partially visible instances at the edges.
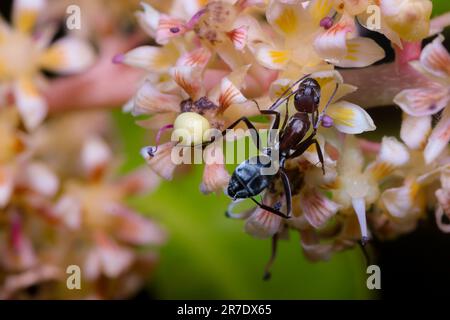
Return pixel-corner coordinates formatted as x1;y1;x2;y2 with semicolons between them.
203;75;340;279
145;74;369;278
218;75;338;219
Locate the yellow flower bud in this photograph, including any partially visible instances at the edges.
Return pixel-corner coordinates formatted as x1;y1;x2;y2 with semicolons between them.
381;0;432;42
173;112;211;146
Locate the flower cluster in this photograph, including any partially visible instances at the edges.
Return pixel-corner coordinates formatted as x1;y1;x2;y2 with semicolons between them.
0;110;165;299
117;0;448;270
0;0;95;130
0;0;165;299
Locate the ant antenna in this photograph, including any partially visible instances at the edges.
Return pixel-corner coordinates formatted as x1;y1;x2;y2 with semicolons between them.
263;234;279;280
315;83;339;130
269;74;311;111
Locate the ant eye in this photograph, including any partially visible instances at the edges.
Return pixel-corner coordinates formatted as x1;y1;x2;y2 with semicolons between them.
314;95;320;105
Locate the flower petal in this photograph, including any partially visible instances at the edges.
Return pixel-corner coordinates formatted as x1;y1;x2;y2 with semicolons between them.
140;142;178;180
0;166;14;208
109;204;166;245
13;0;45;33
394;85;450;117
40;37;95;74
314;13;356;62
382;179;425;221
116;167;161;196
300;229;333;262
244;208;282;239
217;77;247;112
93;232;134;278
256;44;291;70
136;3;160;38
53;195;81;230
22;162;59;197
333;37;385;68
119;45;177;71
200;144;230;194
227;25;249;51
81;136;112;180
340;0;369;16
170;66;205;101
269;78;293;101
366;137;410;180
266;0;307;37
327;101;376;134
308;0;334;25
400;114;432;150
176;47;211;69
300;188;340;228
156;14;187;45
377;136;410;167
381;0;432;42
420;35;450;81
133;81;181;115
424;107;450;164
13;78;47;131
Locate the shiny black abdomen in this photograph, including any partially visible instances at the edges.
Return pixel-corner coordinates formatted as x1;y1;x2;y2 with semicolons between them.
227;156;274;199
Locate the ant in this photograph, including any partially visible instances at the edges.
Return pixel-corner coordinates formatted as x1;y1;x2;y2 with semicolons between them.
145;74;369;279
205;75;340;279
222;75;339;219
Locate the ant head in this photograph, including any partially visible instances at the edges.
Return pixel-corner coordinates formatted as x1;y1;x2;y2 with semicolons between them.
294;78;321;113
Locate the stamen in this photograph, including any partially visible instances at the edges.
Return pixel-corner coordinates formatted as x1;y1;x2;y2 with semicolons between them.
321;114;334;128
352;197;369;245
320;16;334;30
112;54;125;64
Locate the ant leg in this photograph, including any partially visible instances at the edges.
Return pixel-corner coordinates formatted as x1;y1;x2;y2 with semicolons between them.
288;137;325;174
183;116;262;151
223;116;263;152
279;168;292;218
250;197;290;219
263;234;279;280
251;99;282;152
252;99;281;132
